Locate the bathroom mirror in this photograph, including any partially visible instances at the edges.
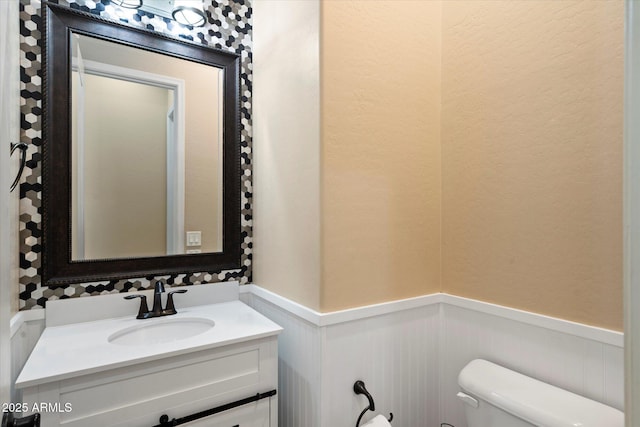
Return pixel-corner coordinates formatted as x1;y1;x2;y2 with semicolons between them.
70;33;224;260
42;3;242;286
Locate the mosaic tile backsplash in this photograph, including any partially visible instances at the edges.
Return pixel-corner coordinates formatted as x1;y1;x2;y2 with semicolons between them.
19;0;253;310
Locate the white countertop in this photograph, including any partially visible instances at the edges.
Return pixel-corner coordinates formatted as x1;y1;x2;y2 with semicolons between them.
16;300;282;389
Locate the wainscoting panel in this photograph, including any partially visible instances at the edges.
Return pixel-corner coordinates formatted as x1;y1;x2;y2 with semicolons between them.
320;305;440;427
245;293;323;427
439;302;624;427
245;287;441;427
10;311;44;402
246;286;623;427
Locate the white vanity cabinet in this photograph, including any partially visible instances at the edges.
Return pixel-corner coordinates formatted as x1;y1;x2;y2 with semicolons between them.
21;336;278;427
16;297;282;427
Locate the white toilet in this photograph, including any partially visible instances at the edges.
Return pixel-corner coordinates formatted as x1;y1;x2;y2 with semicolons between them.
457;359;624;427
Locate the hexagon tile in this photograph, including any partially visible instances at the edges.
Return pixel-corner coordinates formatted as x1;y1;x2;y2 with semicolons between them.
18;0;253;310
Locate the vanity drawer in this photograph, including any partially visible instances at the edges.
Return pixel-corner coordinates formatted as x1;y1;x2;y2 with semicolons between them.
59;346;261;424
21;337;278;427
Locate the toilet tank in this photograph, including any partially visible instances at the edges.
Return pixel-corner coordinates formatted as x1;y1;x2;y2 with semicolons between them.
457;359;624;427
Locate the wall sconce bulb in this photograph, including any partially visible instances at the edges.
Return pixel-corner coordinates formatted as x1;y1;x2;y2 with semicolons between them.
172;0;206;27
112;0;143;9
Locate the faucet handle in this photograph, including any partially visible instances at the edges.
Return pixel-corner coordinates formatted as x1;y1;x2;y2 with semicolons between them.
165;289;188;314
154;281;165;294
124;294;149;319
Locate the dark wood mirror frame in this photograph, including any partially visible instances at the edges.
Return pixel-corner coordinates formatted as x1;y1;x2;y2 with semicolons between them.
42;2;242;286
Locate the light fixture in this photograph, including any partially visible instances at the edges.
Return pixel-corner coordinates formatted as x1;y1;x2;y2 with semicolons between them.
112;0;143;9
172;0;207;27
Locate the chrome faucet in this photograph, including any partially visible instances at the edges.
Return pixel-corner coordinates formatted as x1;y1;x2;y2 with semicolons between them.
124;281;187;319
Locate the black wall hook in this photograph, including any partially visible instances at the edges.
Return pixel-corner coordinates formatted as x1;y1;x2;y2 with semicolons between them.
353;380;393;426
354;380;375;411
9;142;27;192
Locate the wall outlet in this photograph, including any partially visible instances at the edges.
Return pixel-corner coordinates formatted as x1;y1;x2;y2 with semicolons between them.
186;231;201;247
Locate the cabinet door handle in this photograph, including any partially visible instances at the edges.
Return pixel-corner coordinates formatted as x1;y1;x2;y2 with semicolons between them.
154;390;276;427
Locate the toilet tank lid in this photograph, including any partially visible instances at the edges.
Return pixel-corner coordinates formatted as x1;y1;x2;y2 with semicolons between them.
458;359;624;427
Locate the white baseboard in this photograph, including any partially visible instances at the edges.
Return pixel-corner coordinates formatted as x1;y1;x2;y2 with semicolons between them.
242;284;443;327
441;294;623;347
244;285;622;347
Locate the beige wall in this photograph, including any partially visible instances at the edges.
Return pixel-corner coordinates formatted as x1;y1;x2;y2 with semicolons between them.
320;0;443;311
1;0;19;318
253;0;322;310
75;35;222;254
253;0;623;329
185;70;221;253
441;0;624;330
79;75;168;259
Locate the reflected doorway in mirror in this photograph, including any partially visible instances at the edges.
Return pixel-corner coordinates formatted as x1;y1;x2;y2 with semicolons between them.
69;32;224;261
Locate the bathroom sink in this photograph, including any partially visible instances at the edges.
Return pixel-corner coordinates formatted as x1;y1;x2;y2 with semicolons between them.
16;299;283;388
108;317;215;346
